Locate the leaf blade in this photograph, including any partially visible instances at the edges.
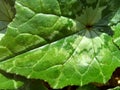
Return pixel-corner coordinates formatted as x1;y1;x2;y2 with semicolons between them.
0;30;120;89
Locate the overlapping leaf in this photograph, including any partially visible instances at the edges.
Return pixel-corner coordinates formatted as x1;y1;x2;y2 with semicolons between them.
0;0;120;89
0;0;80;60
111;8;120;47
0;0;15;31
0;73;23;89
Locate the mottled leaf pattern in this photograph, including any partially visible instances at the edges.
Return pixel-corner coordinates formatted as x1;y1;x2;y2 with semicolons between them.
0;0;120;89
0;0;79;60
0;30;120;88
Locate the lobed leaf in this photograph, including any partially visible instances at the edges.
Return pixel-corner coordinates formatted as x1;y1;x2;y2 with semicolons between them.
0;0;120;89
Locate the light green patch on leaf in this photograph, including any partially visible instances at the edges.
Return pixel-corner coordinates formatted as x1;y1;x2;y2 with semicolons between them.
110;8;120;26
0;34;4;40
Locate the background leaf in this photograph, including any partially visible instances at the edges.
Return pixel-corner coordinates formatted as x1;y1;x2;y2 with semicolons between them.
0;0;15;22
0;0;15;36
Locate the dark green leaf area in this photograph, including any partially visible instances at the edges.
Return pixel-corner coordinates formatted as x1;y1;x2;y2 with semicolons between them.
0;0;15;22
19;79;48;90
0;0;15;37
0;21;9;32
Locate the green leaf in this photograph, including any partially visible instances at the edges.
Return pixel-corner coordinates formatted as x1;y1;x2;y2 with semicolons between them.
0;0;120;89
0;30;120;89
0;73;23;89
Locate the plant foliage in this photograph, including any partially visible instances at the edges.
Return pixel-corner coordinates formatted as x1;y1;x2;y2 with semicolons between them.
0;0;120;89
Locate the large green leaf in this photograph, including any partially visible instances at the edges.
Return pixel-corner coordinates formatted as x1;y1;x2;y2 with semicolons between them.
0;30;120;89
0;0;120;89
